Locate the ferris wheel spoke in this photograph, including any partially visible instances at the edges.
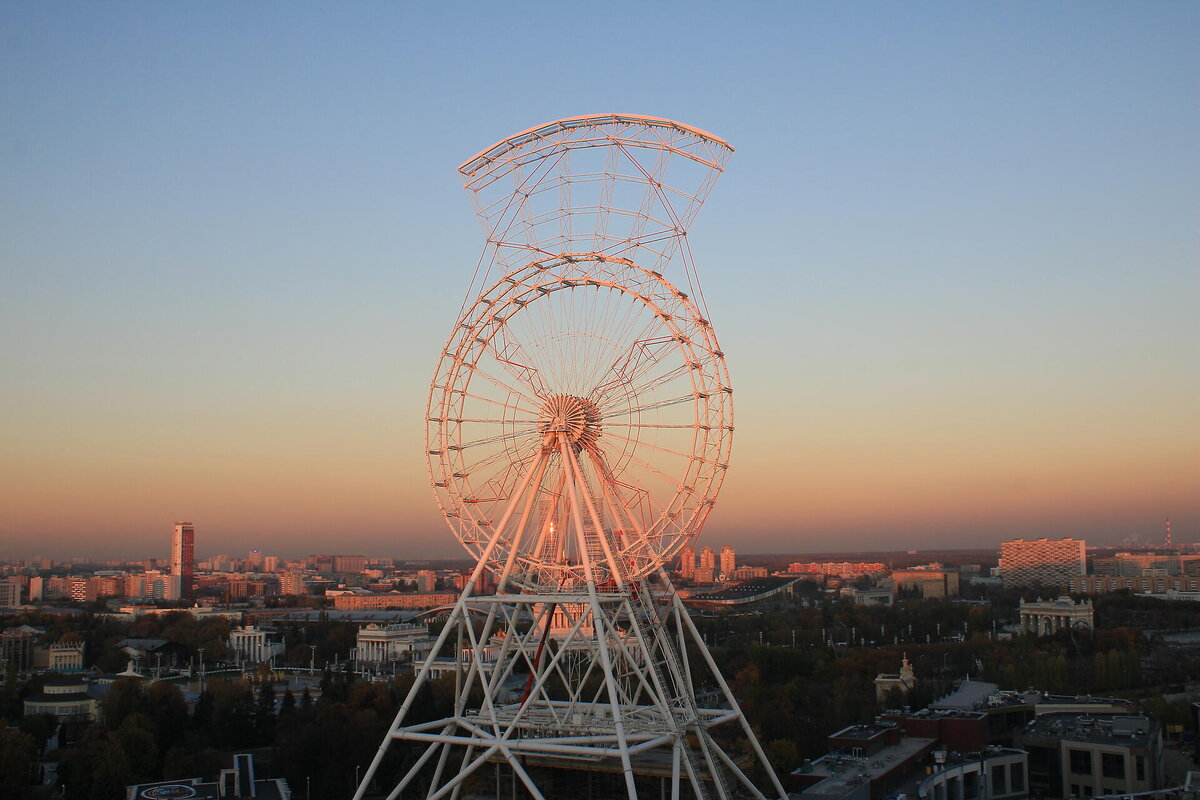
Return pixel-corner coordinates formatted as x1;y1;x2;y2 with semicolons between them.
593;359;690;413
592;329;679;398
464;359;545;410
594;430;697;461
590;437;683;489
450;440;541;486
448;426;542;450
615;360;694;403
598;392;695;419
599;422;699;429
451;389;540;418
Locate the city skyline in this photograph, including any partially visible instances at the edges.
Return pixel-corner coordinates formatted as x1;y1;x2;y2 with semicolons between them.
3;3;1197;559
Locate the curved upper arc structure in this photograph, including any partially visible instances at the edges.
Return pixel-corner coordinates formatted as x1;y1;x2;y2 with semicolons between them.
458;113;734;177
456;114;734;308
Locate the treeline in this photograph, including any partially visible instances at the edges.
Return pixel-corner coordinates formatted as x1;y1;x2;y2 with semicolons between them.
36;669;475;800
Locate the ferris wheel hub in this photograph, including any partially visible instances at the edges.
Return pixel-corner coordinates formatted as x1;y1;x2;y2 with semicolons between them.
539;394;602;449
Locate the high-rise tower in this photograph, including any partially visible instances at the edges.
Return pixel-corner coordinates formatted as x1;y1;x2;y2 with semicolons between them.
720;545;736;576
171;522;195;599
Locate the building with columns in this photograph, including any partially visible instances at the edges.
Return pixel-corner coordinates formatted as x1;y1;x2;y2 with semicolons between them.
228;626;285;663
1019;596;1093;636
352;623;436;664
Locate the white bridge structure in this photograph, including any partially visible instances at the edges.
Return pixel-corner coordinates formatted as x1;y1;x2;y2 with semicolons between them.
355;115;786;800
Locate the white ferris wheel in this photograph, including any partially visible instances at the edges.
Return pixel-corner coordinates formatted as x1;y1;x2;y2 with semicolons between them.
358;115;785;800
427;251;732;593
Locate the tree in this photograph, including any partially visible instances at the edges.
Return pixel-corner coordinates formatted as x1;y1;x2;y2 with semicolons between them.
116;714;160;780
0;722;36;800
162;747;195;780
254;683;276;743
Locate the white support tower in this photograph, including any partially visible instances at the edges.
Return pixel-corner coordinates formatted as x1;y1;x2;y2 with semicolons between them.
356;115;785;800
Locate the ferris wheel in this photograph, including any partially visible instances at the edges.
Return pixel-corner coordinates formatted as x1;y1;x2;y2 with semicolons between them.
426;115;736;594
358;116;788;800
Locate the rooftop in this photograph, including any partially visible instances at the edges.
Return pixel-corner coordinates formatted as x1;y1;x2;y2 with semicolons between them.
795;736;937;792
930;680;999;711
686;577;800;604
1019;713;1157;747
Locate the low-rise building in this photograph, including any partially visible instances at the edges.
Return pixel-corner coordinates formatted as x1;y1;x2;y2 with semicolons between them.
1013;713;1163;799
332;592;457;610
352;623;436;664
918;747;1029;800
791;721;936;800
127;753;290;800
24;677;98;720
874;654;916;703
228;626;285;664
893;566;960;598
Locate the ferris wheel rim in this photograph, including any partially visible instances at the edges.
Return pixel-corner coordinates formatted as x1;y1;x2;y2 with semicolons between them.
425;253;732;591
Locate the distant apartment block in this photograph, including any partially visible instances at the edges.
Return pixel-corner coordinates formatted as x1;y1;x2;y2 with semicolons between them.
1092;552;1200;577
309;554;366;574
279;572;307;596
1073;575;1200;595
678;546;696;579
0;579;20;608
893;565;960;598
785;561;886;578
719;545;736;576
416;569;438;592
999;538;1085;588
332;592;456;610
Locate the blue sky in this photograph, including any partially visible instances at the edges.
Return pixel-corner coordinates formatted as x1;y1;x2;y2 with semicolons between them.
2;2;1197;558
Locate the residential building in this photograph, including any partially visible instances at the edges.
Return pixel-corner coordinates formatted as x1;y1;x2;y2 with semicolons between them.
0;579;20;608
999;538;1085;589
1073;575;1200;595
332;592;456;610
719;545;736;576
279;572;307;596
699;546;716;573
417;569;438;592
786;562;887;578
68;577;97;602
678;546;696;579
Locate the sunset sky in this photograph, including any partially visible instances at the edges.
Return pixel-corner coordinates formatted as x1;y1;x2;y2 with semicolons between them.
2;2;1197;559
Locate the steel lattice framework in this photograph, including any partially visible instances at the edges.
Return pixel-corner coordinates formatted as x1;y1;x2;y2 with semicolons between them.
355;115;786;800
